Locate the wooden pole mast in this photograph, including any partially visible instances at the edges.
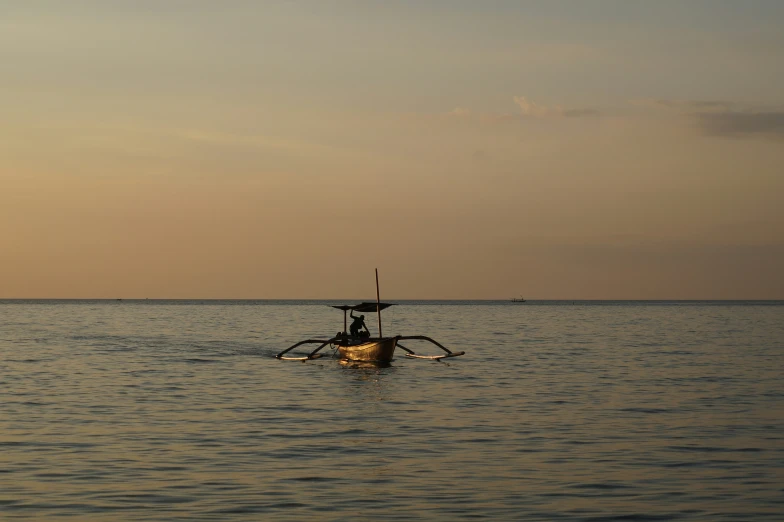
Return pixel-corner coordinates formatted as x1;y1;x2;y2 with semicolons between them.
375;268;382;339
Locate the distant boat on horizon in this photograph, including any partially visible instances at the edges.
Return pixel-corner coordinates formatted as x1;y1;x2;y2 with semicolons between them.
511;296;526;302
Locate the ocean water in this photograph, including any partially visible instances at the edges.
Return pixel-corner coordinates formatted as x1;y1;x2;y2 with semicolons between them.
1;300;783;521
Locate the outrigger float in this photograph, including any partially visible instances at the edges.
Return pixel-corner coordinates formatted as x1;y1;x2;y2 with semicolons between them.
275;270;466;363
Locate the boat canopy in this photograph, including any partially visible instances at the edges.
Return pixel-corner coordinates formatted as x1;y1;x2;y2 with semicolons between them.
331;302;395;312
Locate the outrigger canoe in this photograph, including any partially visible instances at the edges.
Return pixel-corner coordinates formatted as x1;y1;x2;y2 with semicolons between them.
275;270;465;363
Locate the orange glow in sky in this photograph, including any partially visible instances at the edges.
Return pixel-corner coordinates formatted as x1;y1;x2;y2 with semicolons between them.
2;2;783;298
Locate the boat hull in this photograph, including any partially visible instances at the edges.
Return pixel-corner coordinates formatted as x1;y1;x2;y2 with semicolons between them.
338;337;398;362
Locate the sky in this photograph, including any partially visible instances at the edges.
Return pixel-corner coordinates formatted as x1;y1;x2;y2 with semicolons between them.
2;1;783;299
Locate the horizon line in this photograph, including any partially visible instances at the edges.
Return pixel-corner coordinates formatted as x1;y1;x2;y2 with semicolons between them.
1;298;782;303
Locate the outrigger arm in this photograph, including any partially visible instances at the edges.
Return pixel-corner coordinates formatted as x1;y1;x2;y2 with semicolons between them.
276;337;340;361
396;335;466;361
276;334;465;362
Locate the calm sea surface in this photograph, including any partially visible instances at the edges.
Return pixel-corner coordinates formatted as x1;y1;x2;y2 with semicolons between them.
1;300;783;521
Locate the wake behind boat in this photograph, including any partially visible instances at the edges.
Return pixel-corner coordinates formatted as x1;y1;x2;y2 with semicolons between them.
275;270;465;363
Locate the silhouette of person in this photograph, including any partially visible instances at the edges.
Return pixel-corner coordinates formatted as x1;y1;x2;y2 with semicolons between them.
349;311;368;338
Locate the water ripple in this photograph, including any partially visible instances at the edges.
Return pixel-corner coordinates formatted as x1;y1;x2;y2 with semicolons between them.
1;301;783;520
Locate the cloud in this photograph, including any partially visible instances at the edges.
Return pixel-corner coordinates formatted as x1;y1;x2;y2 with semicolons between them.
696;111;784;138
444;97;599;123
513;96;555;117
448;107;472;117
688;100;736;112
562;108;601;118
632;98;784;138
446;97;783;140
513;96;598;118
632;98;735;112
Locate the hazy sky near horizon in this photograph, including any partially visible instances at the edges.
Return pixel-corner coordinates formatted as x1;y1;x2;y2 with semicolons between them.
2;1;784;299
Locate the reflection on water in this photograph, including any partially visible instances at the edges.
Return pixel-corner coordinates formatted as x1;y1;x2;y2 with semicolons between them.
1;300;783;520
339;359;392;370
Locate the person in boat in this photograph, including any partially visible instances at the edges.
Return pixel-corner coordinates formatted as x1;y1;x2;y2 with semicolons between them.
349;311;369;338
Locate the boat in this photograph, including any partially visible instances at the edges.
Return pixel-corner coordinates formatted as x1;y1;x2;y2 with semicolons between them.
276;269;465;363
511;295;526;302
